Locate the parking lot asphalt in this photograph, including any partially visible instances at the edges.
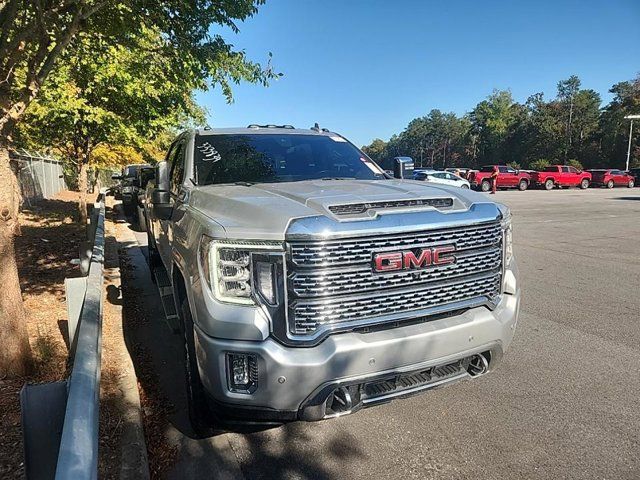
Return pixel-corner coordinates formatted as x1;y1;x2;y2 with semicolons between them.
122;187;640;480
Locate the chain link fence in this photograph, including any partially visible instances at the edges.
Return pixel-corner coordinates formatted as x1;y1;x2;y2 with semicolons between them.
9;149;67;206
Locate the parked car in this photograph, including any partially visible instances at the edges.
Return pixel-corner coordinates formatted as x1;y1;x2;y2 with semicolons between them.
530;165;591;190
112;164;152;216
468;165;531;192
587;169;635;188
132;166;155;230
415;170;470;188
143;125;520;431
445;167;475;178
627;168;640;186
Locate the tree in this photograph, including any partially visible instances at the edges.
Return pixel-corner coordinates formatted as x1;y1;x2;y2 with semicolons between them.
17;30;206;224
557;75;581;161
470;90;520;164
0;0;278;377
599;77;640;168
361;138;388;165
530;159;551;171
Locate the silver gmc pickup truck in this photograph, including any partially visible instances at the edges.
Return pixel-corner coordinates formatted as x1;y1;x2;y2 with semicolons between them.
144;125;520;433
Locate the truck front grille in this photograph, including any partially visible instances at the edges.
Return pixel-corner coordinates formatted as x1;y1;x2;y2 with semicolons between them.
286;221;503;338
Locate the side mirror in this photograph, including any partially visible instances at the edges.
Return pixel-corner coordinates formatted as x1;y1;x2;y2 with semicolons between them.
151;161;172;220
155;161;170;191
394;157;414;179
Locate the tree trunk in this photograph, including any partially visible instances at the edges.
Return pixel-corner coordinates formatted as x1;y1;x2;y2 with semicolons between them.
0;146;32;376
78;161;88;226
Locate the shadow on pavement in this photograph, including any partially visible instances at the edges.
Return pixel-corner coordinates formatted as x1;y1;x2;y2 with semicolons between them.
116;226;367;479
614;196;640;201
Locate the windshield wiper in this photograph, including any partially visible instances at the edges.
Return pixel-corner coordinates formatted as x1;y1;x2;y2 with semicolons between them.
234;181;255;186
320;177;356;181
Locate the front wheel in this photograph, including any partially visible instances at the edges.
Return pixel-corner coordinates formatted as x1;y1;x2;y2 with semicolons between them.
544;179;554;190
580;178;589;189
607;179;614;189
136;205;147;232
518;179;529;191
480;180;491;192
180;298;214;438
629;180;635;188
461;184;470;189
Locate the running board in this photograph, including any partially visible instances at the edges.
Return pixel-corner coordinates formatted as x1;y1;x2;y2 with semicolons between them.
151;263;181;333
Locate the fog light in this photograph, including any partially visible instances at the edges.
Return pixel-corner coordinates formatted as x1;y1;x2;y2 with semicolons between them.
226;353;258;393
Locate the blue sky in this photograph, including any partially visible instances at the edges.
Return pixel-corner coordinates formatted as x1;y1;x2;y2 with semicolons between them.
197;0;640;147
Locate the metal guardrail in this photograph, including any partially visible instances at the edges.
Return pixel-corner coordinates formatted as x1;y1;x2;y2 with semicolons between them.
21;190;106;480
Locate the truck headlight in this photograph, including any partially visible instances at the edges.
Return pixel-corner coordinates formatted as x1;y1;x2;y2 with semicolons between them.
199;236;283;305
500;207;513;264
122;186;134;194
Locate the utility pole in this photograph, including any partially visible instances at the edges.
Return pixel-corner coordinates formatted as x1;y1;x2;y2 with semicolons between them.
624;115;640;171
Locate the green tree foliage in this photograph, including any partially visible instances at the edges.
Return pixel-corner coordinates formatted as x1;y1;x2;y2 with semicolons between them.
470;90;519;163
0;0;279;141
363;75;639;172
361;138;388;165
599;77;640;167
15;29;208;222
567;159;584;170
529;159;551;171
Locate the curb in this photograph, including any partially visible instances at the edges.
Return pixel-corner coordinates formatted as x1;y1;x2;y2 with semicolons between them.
104;201;150;480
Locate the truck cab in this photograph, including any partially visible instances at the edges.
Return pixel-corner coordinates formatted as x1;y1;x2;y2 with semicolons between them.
143;126;520;431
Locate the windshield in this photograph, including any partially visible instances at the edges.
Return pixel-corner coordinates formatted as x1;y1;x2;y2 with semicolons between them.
194;134;385;185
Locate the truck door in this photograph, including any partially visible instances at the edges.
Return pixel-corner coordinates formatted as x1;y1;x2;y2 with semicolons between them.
610;170;623;185
157;138;186;271
561;166;572;186
501;166;517;187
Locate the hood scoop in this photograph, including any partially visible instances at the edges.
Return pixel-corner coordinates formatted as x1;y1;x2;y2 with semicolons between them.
328;198;454;216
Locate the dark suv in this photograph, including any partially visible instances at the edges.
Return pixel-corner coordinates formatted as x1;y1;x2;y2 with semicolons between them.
111;163;153;217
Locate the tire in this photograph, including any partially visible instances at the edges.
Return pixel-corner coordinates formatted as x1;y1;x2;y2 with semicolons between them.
461;184;470;189
544;179;554;190
480;180;491;192
123;202;135;218
629;180;635;188
518;179;529;191
146;228;162;273
180;298;214;438
606;179;614;189
580;178;589;189
136;205;147;232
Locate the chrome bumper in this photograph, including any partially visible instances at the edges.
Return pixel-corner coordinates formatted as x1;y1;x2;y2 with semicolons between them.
194;282;520;419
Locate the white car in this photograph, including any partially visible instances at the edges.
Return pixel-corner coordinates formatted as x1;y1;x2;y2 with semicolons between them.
415;170;470;188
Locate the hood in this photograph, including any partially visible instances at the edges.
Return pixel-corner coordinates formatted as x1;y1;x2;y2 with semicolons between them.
189;179;494;240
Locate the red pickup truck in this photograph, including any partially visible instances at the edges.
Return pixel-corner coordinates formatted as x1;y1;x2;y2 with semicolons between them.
530;165;591;190
469;165;531;192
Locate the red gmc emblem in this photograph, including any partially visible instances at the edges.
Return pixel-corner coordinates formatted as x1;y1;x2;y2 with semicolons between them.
373;245;456;273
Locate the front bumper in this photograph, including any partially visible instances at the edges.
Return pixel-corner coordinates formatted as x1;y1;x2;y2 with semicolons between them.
194;285;520;422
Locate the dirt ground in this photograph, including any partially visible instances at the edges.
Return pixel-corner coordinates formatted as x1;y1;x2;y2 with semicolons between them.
0;190;128;479
0;191;85;478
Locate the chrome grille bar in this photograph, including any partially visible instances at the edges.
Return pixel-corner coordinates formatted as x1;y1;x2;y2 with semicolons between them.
289;222;502;268
291;247;501;298
290;272;501;335
284;215;504;341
